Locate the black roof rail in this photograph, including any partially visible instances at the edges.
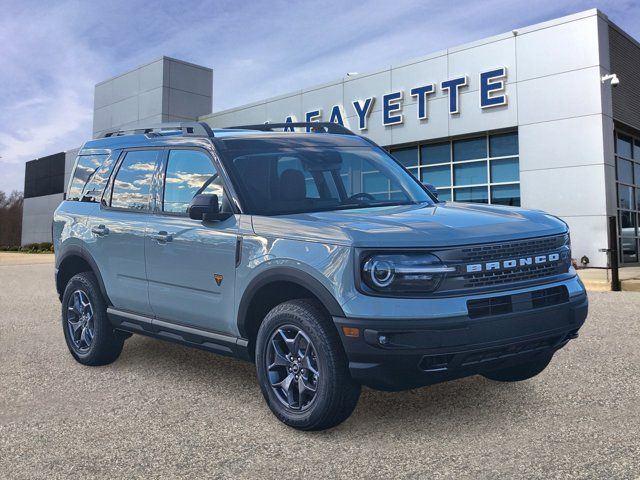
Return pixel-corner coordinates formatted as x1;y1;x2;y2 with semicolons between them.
100;121;214;138
228;122;356;135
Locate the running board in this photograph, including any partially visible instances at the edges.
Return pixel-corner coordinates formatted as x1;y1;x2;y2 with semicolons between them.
107;308;251;361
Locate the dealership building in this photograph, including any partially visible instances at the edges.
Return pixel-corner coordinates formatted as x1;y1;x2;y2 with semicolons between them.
21;9;640;268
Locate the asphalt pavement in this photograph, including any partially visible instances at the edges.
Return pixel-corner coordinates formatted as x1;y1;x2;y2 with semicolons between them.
0;255;638;479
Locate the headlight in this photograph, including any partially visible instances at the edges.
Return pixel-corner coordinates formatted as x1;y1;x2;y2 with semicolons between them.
361;253;455;294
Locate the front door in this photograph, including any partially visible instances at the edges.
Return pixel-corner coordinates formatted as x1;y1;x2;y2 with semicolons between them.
145;148;239;335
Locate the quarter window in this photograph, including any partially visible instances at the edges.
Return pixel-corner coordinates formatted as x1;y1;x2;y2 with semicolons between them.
67;154;110;201
110;150;158;210
163;150;226;215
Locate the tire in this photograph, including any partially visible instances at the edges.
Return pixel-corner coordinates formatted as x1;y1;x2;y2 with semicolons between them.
61;272;124;366
255;298;361;431
482;354;553;382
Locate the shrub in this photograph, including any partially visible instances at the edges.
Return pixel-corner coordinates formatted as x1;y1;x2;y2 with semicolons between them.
0;242;53;253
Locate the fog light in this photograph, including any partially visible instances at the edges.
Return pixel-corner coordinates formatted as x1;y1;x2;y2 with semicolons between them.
378;335;390;345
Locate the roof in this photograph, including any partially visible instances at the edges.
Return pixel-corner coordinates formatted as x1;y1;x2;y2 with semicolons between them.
80;125;366;154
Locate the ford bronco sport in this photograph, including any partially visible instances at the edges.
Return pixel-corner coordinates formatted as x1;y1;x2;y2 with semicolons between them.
54;121;588;430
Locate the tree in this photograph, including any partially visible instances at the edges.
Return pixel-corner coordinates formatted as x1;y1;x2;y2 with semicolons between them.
0;190;24;246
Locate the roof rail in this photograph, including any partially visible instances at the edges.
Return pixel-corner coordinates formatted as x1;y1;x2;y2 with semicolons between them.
228;122;356;135
100;121;214;138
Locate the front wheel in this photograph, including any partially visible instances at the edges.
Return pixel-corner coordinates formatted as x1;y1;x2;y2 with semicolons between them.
482;354;553;382
255;299;361;430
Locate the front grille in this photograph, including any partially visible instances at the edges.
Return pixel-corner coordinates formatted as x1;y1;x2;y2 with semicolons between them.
460;234;568;263
464;263;560;288
467;285;569;319
435;234;571;291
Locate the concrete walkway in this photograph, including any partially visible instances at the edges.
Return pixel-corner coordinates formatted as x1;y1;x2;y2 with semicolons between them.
0;252;55;265
577;266;640;292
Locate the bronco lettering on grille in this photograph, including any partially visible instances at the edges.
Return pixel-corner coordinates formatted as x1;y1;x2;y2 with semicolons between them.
466;253;560;273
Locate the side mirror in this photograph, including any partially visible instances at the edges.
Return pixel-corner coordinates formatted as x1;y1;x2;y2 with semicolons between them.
424;183;439;199
188;194;231;221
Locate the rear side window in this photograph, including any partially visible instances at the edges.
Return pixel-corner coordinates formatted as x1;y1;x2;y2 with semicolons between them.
110;150;159;211
67;154;111;201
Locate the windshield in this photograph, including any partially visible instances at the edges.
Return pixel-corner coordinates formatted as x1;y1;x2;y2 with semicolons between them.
215;135;433;215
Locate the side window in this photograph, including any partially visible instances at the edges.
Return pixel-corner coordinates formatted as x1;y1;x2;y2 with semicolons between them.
163;150;226;214
110;150;158;210
67;154;109;201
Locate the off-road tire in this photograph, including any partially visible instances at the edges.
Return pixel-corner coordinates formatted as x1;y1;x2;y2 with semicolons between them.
255;298;361;430
61;272;124;366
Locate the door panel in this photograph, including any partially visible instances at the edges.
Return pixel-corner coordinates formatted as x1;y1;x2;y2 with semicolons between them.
146;215;239;334
86;209;151;314
146;149;239;334
86;149;160;315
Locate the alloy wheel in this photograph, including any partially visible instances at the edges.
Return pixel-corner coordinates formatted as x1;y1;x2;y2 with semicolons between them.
66;290;95;352
266;325;320;410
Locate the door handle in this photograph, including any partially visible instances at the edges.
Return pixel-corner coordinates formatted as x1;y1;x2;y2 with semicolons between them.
91;225;109;237
150;231;173;243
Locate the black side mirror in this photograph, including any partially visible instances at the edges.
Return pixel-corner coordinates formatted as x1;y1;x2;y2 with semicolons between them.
424;183;439;199
188;194;231;221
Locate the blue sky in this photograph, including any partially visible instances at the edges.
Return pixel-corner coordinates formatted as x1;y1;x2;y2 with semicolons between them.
1;0;639;193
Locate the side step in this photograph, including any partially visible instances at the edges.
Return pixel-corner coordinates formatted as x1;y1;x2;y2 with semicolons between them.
107;308;251;361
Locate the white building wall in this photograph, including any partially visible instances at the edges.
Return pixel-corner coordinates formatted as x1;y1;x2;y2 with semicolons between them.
517;12;613;268
200;9;614;267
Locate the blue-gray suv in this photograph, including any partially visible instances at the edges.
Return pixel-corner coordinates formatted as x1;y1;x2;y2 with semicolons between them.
54;122;588;430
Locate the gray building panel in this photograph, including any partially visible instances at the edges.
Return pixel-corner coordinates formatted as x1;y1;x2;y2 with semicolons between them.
21;193;63;245
21;149;79;245
92;57;212;138
610;25;640;131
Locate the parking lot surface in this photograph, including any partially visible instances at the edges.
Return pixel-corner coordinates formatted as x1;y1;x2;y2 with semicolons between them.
1;256;639;479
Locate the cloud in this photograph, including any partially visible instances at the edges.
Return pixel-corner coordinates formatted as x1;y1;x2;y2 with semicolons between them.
0;0;639;194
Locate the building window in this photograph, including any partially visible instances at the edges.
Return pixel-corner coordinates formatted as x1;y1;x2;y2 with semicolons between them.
615;130;640;264
24;152;66;199
390;131;519;206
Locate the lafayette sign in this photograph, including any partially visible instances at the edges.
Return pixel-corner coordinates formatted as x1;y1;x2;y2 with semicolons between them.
280;67;508;132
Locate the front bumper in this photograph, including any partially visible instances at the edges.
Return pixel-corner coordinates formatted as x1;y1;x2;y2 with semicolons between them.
334;280;588;391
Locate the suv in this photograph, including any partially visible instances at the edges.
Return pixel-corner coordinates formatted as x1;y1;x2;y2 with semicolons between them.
54;121;588;430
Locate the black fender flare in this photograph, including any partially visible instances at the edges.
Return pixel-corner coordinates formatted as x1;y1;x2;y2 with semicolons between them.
56;245;112;305
236;267;345;339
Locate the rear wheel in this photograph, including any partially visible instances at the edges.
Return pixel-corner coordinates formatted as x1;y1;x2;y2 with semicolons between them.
482;354;553;382
62;272;124;366
255;299;361;430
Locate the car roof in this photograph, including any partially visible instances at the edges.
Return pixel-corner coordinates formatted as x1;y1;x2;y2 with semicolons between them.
80;128;369;153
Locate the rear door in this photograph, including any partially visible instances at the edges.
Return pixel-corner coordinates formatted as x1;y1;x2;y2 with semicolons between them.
145;148;239;335
85;149;162;316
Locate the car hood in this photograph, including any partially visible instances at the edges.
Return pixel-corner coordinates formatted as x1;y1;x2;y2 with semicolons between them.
250;202;568;248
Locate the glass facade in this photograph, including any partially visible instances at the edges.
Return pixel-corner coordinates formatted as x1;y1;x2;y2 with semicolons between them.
615;131;640;264
390;131;520;206
24;152;66;199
